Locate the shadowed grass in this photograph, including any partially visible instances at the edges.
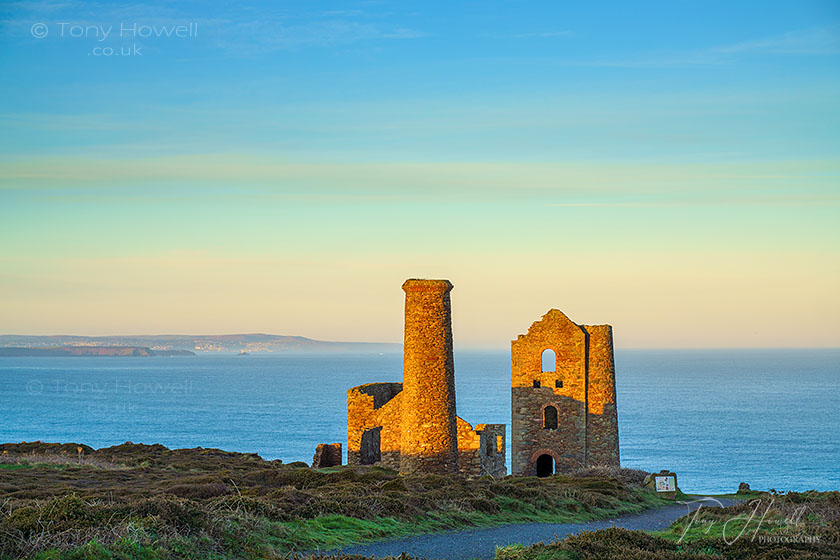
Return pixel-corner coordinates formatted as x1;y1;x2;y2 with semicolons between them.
0;441;664;559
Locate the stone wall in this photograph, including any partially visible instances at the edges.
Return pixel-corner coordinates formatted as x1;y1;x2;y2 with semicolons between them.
456;416;481;475
347;382;505;477
346;382;403;470
311;443;342;468
511;309;619;475
346;278;507;478
475;423;507;478
455;419;507;477
584;325;620;467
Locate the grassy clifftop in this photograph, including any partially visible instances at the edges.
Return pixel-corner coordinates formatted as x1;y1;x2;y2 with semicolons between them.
498;490;840;559
0;441;666;559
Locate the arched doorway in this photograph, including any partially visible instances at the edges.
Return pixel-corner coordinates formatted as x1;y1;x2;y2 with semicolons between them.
536;453;554;477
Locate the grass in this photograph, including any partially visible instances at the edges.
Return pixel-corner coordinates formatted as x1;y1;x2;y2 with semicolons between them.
271;484;667;552
0;441;666;559
496;490;840;559
654;490;840;543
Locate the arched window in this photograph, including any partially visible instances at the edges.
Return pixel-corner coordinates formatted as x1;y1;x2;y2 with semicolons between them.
541;349;556;372
543;405;558;429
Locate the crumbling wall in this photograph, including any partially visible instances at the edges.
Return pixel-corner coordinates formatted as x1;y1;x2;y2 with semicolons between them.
311;443;342;468
511;309;619;475
456;419;507;478
347;382;403;470
475;423;507;478
456;417;481;475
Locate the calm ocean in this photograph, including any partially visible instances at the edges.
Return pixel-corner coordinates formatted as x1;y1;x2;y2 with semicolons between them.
1;349;837;494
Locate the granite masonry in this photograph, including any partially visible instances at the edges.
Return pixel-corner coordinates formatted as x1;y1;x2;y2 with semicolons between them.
347;279;506;477
311;443;342;468
511;309;620;476
346;280;618;479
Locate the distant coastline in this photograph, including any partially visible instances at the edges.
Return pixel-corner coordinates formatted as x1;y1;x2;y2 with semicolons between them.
0;346;195;357
0;333;401;354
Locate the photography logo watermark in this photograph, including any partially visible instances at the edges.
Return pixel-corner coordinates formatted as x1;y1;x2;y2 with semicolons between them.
25;378;195;414
677;497;825;546
33;378;195;397
29;21;198;57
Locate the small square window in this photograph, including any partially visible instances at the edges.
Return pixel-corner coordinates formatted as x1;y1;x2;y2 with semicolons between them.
533;380;541;388
555;380;563;388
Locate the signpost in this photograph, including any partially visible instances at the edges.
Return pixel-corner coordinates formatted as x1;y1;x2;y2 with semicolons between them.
646;470;678;499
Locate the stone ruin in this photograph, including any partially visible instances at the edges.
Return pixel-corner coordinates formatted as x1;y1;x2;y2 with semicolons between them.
511;309;619;476
342;279;620;478
311;443;342;468
347;279;506;477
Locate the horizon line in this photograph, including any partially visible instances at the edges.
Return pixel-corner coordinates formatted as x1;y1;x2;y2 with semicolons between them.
1;333;838;352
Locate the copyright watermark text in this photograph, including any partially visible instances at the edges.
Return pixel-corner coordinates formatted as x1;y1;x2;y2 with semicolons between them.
28;21;198;57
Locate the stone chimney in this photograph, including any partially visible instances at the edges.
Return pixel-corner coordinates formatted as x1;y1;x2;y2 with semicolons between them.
399;279;458;474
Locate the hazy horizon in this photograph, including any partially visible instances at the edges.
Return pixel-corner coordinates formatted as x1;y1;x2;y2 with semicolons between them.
1;331;838;351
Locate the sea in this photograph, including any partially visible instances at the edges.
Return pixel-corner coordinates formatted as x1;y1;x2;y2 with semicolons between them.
1;349;837;494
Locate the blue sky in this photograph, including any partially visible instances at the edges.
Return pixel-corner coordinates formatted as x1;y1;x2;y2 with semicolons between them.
0;1;838;347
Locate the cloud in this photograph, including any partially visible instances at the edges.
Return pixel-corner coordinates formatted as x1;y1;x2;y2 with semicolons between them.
712;25;840;56
536;25;840;68
206;16;426;55
381;27;426;39
502;30;575;39
2;155;837;214
547;194;840;208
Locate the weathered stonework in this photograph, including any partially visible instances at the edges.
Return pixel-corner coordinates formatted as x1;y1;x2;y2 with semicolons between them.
400;279;459;474
311;443;342;468
347;382;404;470
457;421;507;479
511;309;619;476
347;278;506;477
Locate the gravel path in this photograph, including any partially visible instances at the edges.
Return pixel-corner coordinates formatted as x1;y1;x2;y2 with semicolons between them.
323;497;737;560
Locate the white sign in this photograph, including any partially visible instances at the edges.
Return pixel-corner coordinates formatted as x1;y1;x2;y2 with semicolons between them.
655;475;676;492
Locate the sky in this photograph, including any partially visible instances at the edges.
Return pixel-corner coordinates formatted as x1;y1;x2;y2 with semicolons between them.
0;0;838;348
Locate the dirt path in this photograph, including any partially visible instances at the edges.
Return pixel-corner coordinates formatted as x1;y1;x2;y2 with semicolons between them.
324;497;736;560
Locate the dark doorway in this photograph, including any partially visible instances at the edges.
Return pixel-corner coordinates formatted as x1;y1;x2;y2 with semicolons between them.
536;454;554;477
360;427;382;465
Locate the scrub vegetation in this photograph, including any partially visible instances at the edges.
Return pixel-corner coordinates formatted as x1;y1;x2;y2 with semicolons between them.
0;442;663;559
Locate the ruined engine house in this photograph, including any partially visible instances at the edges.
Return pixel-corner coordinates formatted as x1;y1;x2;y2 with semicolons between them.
345;280;619;478
511;309;619;476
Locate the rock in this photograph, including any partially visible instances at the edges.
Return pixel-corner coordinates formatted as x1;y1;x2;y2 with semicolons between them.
737;482;751;494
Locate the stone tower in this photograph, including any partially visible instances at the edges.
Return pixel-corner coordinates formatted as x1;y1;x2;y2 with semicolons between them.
511;309;619;476
399;279;459;474
346;278;506;477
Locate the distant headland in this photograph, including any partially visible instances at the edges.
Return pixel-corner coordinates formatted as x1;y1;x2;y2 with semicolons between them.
0;346;195;357
0;334;400;355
